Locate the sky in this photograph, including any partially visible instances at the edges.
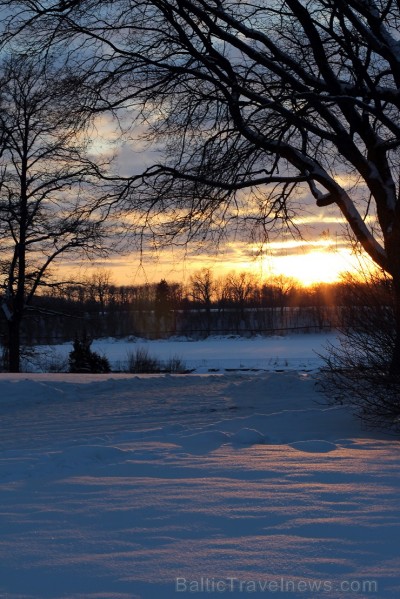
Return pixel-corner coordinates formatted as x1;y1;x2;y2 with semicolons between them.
0;3;388;294
65;115;372;288
68;224;366;288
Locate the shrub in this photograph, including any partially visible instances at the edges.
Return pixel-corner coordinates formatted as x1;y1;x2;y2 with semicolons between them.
126;348;187;373
163;354;187;373
126;347;161;373
318;271;400;432
69;334;110;373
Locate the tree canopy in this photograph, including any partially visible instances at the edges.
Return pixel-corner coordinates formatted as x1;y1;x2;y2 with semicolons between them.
2;0;400;273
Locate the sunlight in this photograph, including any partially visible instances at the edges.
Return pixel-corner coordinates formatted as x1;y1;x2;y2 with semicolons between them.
268;247;361;286
58;235;369;287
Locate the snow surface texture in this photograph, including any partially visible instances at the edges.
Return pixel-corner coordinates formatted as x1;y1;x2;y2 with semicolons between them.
0;335;399;598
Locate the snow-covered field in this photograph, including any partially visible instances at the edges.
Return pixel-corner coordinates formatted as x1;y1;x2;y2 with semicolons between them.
0;334;399;598
32;333;337;373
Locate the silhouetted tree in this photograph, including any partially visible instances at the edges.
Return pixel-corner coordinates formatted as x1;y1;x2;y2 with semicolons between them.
87;270;115;315
0;54;115;371
224;272;256;332
154;279;172;336
69;333;110;374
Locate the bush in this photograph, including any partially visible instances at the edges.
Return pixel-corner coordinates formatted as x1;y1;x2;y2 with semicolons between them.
69;335;110;373
163;354;187;373
126;348;187;373
126;347;161;373
318;271;400;432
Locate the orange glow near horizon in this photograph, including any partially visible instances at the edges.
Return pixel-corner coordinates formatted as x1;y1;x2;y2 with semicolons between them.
266;247;364;287
272;250;355;287
60;236;370;289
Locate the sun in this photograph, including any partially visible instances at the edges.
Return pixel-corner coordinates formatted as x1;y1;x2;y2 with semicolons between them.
269;247;360;286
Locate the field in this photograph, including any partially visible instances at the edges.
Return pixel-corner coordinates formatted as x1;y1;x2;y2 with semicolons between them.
0;333;399;598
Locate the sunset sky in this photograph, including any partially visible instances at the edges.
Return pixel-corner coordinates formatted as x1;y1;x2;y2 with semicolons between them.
63;115;371;288
68;227;365;288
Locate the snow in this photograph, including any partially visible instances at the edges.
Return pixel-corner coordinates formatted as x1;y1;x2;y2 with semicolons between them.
0;334;399;598
32;333;337;373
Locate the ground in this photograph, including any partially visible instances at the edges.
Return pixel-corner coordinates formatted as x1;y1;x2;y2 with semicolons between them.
0;334;399;598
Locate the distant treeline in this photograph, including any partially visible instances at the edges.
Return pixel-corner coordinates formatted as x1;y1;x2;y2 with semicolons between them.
0;269;393;345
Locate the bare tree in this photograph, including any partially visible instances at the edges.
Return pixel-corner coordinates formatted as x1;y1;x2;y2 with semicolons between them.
189;267;216;334
3;1;400;375
270;275;298;320
225;272;256;304
0;55;115;372
86;269;115;315
190;268;215;306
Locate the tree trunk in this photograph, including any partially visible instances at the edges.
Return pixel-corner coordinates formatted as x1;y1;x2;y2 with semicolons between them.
8;318;21;373
390;279;400;377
